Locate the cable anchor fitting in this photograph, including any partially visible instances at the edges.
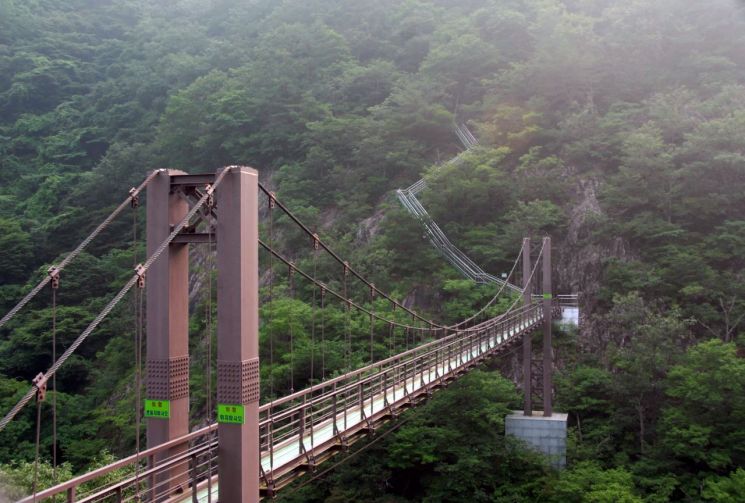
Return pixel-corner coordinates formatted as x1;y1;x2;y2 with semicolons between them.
205;184;215;209
343;261;350;277
370;284;376;300
33;373;48;402
320;283;327;298
47;266;60;290
312;233;320;251
135;264;146;289
129;187;140;208
269;192;276;209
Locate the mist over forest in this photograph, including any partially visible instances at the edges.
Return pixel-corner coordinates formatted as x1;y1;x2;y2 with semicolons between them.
1;0;745;501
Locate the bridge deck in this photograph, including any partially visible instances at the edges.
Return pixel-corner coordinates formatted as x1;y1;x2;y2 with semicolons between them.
21;304;547;503
189;311;542;501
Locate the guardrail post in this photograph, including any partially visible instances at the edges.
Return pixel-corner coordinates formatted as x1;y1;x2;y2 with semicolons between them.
358;380;364;422
146;169;190;499
522;237;532;416
190;453;198;503
216;166;260;503
331;383;338;431
268;411;275;474
299;398;307;456
383;371;389;407
458;336;463;366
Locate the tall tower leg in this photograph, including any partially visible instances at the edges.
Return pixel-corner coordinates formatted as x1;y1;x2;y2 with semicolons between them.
542;236;552;417
522;237;532;416
216;167;260;503
146;169;190;499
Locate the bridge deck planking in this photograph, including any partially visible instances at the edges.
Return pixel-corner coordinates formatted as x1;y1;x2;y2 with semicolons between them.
186;315;541;502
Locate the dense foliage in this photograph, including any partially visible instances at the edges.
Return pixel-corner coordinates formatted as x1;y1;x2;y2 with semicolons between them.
1;0;745;500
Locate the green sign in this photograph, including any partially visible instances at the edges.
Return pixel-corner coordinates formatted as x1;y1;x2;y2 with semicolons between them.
144;399;170;419
543;293;553;300
218;404;245;424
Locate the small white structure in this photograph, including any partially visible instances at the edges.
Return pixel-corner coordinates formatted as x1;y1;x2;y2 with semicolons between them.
561;306;579;326
557;294;579;327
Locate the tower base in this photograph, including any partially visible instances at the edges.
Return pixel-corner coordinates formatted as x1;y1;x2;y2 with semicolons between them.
505;411;567;469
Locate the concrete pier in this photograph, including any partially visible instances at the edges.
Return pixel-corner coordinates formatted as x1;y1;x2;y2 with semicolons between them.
505;411;568;469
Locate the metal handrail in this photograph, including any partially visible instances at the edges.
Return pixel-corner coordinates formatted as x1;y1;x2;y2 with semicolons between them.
18;424;217;502
24;303;548;501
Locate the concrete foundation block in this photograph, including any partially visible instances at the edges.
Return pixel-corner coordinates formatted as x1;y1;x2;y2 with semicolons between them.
505;411;568;469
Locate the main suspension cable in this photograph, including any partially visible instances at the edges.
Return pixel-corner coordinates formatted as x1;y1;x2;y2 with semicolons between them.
259;240;444;332
0;167;232;433
257;187;526;333
257;184;444;329
0;170;162;331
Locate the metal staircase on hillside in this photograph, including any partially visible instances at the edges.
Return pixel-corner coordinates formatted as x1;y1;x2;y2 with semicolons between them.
396;124;521;293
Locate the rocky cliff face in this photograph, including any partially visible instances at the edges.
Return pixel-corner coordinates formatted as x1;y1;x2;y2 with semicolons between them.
556;177;631;350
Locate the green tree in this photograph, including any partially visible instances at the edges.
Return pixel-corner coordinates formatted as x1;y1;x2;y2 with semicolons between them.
547;461;642;503
659;340;745;476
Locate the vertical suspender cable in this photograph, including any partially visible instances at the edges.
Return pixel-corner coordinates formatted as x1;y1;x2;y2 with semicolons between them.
51;283;57;495
206;213;214;503
135;284;144;501
343;264;350;371
132;196;143;502
310;239;319;455
369;286;375;363
267;194;276;485
268;195;275;398
32;397;42;501
389;322;394;359
320;285;326;380
288;265;295;394
311;239;318;384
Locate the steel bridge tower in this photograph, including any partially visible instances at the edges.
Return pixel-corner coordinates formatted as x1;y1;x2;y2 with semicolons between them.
146;168;260;502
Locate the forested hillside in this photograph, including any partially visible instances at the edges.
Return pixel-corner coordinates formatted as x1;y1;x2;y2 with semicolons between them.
1;0;745;500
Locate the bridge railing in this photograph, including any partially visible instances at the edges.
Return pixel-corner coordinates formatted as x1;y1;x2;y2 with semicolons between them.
258;302;543;486
20;302;546;501
18;423;218;502
557;294;579;307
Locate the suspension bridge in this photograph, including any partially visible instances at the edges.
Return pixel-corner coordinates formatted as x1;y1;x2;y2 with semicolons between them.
0;167;573;502
395;124;517;288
